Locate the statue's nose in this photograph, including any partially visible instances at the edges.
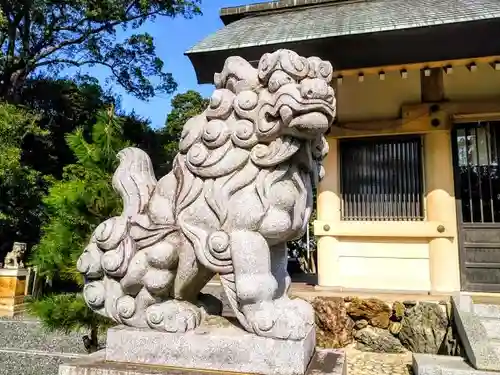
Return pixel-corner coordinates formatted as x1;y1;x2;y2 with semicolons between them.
300;78;333;102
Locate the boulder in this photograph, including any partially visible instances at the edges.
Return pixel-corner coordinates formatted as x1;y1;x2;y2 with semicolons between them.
347;298;391;329
403;300;417;308
313;297;354;348
354;326;407;353
355;319;368;330
398;302;448;354
438;302;463;356
389;321;402;335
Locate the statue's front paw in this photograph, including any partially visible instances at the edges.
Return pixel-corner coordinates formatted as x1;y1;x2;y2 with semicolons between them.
247;298;314;340
146;300;201;333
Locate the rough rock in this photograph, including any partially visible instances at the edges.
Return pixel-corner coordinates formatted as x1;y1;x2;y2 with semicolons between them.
438;302;462;356
354;326;407;353
398;302;448;353
313;297;354;348
439;324;462;356
389;321;402;335
347;298;391;329
355;319;368;330
403;300;417;308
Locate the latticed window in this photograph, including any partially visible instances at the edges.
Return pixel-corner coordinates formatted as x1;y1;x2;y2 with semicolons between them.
339;136;424;221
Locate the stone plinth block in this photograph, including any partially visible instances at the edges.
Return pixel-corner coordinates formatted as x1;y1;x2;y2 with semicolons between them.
0;268;28;317
452;294;500;372
105;317;316;375
59;348;346;375
413;353;495;375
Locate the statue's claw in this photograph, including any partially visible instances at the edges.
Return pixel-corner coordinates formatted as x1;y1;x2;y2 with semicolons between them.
246;298;314;340
146;300;202;333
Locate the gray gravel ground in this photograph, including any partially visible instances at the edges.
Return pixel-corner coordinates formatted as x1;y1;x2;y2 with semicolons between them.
0;285;227;375
0;318;100;375
0;320;97;353
0;351;72;375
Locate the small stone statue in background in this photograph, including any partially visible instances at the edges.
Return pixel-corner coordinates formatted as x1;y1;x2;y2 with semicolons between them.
4;242;27;269
77;49;335;340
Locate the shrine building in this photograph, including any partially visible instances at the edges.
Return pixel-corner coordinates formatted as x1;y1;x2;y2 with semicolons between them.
186;0;500;294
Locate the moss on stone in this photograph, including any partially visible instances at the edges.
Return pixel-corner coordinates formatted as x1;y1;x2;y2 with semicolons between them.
392;301;405;321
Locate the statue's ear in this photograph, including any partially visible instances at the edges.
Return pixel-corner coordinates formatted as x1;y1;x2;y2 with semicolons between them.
214;56;258;93
214;73;222;88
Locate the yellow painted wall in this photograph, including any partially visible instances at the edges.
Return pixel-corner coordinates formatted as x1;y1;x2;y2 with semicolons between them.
314;63;498;293
336;70;421;122
336;238;431;291
316;129;460;292
444;63;500;101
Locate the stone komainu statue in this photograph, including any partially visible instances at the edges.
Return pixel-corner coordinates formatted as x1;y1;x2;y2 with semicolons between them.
4;242;27;269
77;49;336;340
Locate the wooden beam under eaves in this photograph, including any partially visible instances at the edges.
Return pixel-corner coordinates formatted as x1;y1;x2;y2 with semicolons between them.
334;55;500;78
421;67;444;103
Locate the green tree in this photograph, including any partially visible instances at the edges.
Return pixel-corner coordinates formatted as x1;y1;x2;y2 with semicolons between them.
0;0;201;101
29;90;208;350
29;107;134;351
0;102;48;258
20;75;116;178
20;75;167;179
163;90;208;170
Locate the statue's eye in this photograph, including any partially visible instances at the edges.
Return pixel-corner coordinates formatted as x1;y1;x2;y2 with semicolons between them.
268;71;293;93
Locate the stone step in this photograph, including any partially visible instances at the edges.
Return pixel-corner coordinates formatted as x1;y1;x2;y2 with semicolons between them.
451;295;500;372
474;304;500;320
413;353;499;375
480;317;500;340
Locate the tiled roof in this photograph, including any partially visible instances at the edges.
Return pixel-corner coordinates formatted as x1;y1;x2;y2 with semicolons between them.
219;0;340;25
187;0;500;54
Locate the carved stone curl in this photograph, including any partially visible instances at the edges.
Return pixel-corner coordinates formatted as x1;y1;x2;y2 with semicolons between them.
77;49;336;340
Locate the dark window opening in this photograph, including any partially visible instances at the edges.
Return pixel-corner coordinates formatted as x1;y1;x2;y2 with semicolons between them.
339;135;424;221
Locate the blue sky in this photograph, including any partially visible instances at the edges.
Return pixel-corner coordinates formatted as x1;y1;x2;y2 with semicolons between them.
79;1;262;129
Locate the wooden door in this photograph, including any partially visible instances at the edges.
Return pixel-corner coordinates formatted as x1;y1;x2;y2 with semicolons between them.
452;121;500;292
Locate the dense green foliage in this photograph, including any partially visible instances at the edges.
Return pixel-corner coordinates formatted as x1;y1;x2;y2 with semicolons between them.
26;90;207;348
0;0;201;101
0;0;209;351
31;108;129;284
19;75;116;178
28;293;113;352
0;102;48;256
28;108;135;351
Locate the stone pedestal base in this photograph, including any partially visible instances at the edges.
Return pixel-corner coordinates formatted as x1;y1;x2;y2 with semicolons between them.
106;316;315;375
58;316;346;375
0;268;28;317
59;348;346;375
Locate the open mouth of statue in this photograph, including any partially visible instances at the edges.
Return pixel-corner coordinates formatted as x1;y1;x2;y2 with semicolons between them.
272;95;335;135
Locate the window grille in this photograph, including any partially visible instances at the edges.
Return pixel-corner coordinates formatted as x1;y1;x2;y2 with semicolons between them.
339;136;424;221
